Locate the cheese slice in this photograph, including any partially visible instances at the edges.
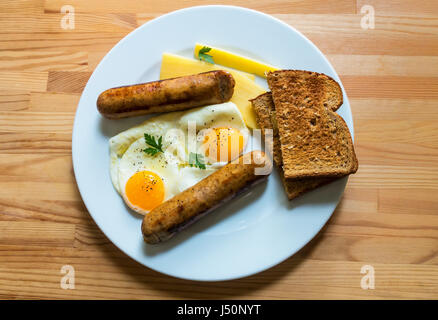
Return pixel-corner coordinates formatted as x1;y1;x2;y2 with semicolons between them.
194;43;278;78
160;53;266;129
160;52;255;81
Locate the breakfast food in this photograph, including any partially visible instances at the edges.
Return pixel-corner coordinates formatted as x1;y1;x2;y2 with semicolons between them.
267;70;358;179
160;53;266;129
194;43;278;78
142;151;272;244
109;102;249;215
97;44;359;244
97;70;235;119
251;92;335;200
161;52;256;81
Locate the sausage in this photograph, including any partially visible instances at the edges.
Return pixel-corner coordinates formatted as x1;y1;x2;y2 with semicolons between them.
141;151;272;244
97;70;235;119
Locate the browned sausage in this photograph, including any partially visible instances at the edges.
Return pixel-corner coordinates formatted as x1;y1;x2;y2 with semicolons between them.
97;70;235;119
141;151;272;244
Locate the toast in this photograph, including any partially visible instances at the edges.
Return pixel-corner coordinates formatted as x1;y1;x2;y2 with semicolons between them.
267;70;358;179
251;93;335;200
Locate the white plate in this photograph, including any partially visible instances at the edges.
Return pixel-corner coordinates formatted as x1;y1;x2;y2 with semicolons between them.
72;5;354;281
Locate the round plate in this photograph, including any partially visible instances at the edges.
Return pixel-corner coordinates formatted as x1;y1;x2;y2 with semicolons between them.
72;5;354;281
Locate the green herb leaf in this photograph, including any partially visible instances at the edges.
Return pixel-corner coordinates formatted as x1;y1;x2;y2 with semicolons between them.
143;147;160;156
198;46;214;64
143;133;164;156
188;152;206;170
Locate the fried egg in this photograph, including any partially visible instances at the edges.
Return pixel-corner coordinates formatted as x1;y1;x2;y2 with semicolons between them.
109;102;249;215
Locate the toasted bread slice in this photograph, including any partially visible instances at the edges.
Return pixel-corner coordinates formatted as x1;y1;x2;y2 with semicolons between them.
267;70;358;179
251;93;335;200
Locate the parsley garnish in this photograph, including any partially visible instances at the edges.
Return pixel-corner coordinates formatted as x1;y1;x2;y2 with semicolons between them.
143;133;164;156
188;152;206;170
198;46;214;64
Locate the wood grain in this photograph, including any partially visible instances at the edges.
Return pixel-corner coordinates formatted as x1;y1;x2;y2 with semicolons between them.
356;0;438;16
0;0;437;300
0;72;48;91
44;0;357;14
0;50;88;72
0;221;75;247
46;71;92;93
328;55;438;76
265;14;438;56
0;13;136;33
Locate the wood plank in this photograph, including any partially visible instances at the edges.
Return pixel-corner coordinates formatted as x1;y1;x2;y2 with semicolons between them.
0;33;127;52
357;0;438;16
1;15;435;62
0;153;85;222
0;181;80;201
74;223;111;247
275;14;438;56
0;112;74;133
298;232;438;265
0;71;48;91
0;198;88;224
0;221;75;247
350;98;438;120
328;207;438;239
0;33;121;71
0;154;73;183
276;14;438;39
0;90;30;111
379;189;438;216
335;187;378;214
0;132;72;154
29;92;80;112
348;165;438;189
88;50;112;70
137;13;438;55
342;76;438;99
46;71;91;93
1;0;44;13
0;253;436;299
0;13;137;33
44;0;357;14
355;142;438;167
354;119;438;147
0;50;88;72
0;150;85;225
328;55;438;77
350;98;438;167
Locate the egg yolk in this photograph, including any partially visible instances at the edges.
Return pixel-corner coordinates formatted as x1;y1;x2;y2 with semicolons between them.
125;170;164;212
203;127;244;162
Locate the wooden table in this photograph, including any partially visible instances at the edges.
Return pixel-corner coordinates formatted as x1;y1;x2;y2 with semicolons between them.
1;0;437;300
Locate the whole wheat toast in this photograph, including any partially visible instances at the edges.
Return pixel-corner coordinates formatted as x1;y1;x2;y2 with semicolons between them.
251;93;336;200
267;70;358;179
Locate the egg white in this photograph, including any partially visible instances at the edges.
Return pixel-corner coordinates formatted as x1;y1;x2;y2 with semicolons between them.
109;111;186;194
179;102;249;165
109;102;250;215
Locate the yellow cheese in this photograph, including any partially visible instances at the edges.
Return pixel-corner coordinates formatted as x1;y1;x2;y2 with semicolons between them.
194;43;278;78
161;52;255;81
160;53;266;129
